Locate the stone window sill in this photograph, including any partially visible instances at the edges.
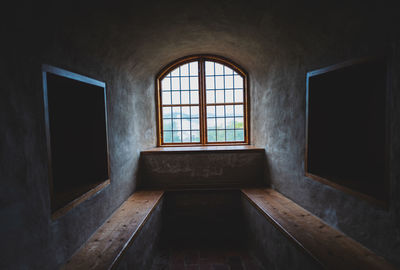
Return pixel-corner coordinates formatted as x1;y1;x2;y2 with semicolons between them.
141;145;264;154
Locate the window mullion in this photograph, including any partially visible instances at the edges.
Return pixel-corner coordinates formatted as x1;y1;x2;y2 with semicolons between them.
199;59;207;145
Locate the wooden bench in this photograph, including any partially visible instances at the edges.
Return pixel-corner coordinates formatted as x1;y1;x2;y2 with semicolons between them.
242;188;396;270
62;190;164;270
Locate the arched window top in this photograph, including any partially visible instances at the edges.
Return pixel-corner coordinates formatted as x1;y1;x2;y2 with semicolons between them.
156;55;249;146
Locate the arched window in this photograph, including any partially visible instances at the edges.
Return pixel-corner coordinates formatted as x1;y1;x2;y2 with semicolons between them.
156;55;249;146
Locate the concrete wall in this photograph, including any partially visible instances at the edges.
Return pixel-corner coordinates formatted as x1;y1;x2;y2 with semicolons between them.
1;0;400;268
0;1;156;269
139;149;266;189
115;198;164;270
241;195;323;270
248;2;400;266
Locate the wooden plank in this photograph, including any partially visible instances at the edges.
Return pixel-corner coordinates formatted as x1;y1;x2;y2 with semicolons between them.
242;188;397;270
61;190;164;270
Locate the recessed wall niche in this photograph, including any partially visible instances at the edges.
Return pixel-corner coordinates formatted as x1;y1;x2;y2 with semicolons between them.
42;65;110;217
305;56;389;205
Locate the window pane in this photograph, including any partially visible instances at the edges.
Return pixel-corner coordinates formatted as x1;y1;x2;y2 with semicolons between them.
173;131;182;142
182;107;190;118
171;77;179;90
216;106;225;117
191;119;199;130
234;75;243;88
160;61;201;144
225;76;233;89
163;107;172;118
226;130;235;141
217;118;225;129
207;118;216;129
215;63;224;75
182;131;190;142
191;131;200;142
226;117;234;129
206;90;215;104
234;89;243;103
191;107;199;118
235;130;244;141
161;78;171;91
182;119;190;130
206;77;214;89
190;77;198;90
162;92;171;105
172;91;180;104
181;77;189;90
205;61;214;75
172;107;181;118
163;119;172;130
171;68;179;77
217;130;225;141
189;62;198;76
226;105;234;117
225;90;233;103
180;64;189;76
235;117;244;129
190;91;199;104
173;119;181;130
181;91;189;104
215;76;224;89
224;66;234;75
216;90;224;103
234;105;243;116
207;106;215;117
208;130;216;142
164;131;172;143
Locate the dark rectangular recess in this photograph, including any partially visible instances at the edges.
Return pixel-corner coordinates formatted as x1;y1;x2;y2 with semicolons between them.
42;65;110;214
305;56;389;204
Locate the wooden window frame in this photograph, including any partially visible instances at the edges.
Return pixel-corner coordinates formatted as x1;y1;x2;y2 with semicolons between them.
156;55;250;146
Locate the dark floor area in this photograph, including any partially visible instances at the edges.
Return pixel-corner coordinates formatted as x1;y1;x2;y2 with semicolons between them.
150;191;264;269
150;238;264;270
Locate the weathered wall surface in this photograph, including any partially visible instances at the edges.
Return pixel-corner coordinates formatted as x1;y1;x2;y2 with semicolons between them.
241;195;323;270
0;1;157;269
115;198;164;270
248;2;400;266
139;149;266;189
1;0;400;268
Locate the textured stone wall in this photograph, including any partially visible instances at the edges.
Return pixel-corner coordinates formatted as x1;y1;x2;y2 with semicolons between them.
1;0;400;268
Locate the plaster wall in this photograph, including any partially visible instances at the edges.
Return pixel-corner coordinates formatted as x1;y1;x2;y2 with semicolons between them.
248;2;400;266
1;0;400;268
241;195;322;270
139;150;265;189
0;1;156;269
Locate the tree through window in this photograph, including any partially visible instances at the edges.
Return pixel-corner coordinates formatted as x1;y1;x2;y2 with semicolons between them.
156;55;249;146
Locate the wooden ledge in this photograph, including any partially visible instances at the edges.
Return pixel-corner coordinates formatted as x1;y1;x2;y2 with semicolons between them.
141;145;265;154
241;188;396;270
62;190;164;270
